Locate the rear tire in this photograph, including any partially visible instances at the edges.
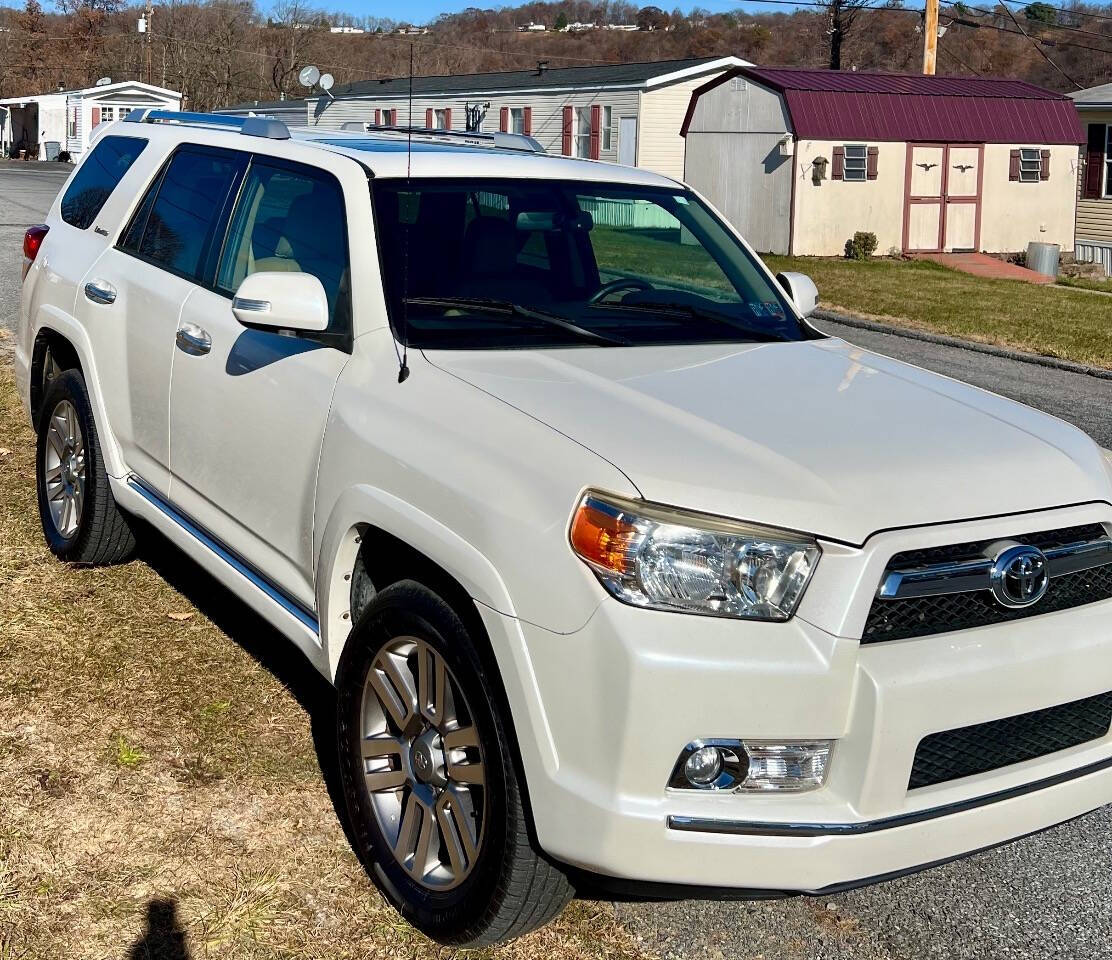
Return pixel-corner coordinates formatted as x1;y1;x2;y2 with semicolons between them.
35;370;135;565
336;579;573;946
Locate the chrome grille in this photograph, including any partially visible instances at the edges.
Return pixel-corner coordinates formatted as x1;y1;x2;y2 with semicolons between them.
863;523;1112;643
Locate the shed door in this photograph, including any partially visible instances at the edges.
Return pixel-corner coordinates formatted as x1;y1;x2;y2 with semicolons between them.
904;143;983;254
904;145;945;253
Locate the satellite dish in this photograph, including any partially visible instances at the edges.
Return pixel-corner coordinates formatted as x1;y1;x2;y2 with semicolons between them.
319;73;334;91
95;77;112;86
298;65;321;88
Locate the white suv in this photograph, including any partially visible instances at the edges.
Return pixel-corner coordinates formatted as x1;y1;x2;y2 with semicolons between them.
16;110;1112;946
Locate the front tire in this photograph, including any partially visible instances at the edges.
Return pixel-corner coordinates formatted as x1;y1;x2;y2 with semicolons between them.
35;370;135;565
336;580;572;946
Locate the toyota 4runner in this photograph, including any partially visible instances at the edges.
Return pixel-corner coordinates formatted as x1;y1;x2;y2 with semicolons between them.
16;109;1112;946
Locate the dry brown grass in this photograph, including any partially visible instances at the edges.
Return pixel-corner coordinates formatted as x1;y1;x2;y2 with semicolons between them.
0;363;654;960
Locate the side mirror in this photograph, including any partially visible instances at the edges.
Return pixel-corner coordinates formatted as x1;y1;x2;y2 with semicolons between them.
776;271;819;318
232;271;329;333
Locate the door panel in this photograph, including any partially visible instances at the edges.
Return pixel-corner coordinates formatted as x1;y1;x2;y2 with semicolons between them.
947;146;980;198
618;116;637;166
167;287;347;609
908;146;944;197
907;203;942;252
944;201;977;251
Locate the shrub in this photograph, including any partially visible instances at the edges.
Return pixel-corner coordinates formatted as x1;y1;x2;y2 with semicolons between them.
844;231;878;260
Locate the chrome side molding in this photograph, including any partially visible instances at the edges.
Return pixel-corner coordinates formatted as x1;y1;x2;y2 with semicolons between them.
877;536;1112;601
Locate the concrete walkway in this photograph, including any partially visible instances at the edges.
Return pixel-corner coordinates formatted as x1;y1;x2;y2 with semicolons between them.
914;251;1055;284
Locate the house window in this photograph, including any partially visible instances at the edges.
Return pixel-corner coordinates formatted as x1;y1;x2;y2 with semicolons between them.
118;108;131;120
67;107;77;139
1019;148;1042;182
434;108;449;130
509;107;526;135
382;109;397;125
575;106;592;158
602;105;613;151
101;106;114;122
843;144;867;181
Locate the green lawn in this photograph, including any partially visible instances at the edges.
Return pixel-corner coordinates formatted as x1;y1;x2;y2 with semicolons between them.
763;255;1112;369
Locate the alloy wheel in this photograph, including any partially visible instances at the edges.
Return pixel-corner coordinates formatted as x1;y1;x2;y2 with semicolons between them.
42;399;85;539
359;636;487;891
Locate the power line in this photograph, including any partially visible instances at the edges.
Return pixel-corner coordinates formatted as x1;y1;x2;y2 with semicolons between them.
938;38;985;73
995;0;1084;85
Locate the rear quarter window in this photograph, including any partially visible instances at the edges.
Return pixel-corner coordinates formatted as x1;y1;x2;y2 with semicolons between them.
60;136;148;230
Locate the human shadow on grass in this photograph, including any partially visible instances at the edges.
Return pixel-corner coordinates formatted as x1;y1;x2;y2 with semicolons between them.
132;522;359;854
128;899;191;960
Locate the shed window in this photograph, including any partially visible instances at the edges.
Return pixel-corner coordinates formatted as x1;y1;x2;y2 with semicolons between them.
1019;148;1042;182
843;144;867;181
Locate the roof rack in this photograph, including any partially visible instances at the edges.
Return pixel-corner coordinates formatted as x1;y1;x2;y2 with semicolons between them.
337;122;545;154
124;109;290;141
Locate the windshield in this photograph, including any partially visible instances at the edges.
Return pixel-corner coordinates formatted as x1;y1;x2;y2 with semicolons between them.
371;178;813;349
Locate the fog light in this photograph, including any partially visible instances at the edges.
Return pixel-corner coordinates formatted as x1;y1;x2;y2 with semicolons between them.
669;739;833;792
683;746;723;786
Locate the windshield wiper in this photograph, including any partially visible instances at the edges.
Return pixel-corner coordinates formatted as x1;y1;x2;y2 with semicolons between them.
404;297;631;346
589;300;789;343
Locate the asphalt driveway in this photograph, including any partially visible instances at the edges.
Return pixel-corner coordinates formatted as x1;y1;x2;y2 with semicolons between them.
3;162;1112;960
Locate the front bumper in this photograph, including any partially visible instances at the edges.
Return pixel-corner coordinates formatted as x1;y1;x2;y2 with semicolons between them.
487;501;1112;892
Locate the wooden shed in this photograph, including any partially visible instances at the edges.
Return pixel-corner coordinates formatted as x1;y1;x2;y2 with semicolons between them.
681;67;1085;257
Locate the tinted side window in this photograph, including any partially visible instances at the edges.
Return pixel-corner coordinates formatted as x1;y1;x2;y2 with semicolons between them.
216;161;350;329
133;149;243;281
60;136;147;230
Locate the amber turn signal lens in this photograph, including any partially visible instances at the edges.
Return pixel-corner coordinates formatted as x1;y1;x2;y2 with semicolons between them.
569;497;639;576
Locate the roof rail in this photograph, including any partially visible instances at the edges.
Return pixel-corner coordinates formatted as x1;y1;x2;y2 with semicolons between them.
124;109;290;141
337;122;545;154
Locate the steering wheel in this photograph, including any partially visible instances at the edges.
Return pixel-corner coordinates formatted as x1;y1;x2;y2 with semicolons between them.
588;277;653;304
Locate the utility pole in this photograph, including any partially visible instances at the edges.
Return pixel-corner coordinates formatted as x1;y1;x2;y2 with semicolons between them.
922;0;938;74
144;0;153;86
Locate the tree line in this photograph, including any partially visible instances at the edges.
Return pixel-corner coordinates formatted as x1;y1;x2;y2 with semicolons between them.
0;0;1108;112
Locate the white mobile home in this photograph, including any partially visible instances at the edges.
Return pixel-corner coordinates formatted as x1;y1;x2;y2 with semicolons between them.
0;81;181;160
221;57;749;180
1070;81;1112;273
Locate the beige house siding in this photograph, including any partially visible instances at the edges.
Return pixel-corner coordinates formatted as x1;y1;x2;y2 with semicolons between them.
790;139;907;256
979;143;1077;253
310;89;639;165
637;77;710;180
1077;108;1112;247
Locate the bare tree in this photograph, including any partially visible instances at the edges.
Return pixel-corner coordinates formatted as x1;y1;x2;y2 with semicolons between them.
819;0;872;69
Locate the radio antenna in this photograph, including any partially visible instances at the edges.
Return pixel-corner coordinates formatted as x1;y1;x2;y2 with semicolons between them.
397;42;414;383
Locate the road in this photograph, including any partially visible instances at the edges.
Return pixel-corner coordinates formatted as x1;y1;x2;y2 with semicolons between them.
3;163;1112;960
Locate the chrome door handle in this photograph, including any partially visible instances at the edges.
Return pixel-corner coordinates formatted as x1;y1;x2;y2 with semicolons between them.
84;280;116;305
175;322;212;357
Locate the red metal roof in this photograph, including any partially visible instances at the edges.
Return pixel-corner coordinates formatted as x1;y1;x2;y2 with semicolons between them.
684;67;1084;144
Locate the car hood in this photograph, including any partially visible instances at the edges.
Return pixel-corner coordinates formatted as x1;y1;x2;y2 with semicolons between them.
425;338;1110;545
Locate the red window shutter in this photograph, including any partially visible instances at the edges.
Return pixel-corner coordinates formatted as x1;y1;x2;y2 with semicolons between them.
589;104;601;159
562;105;573;155
523;107;532;135
374;108;381;125
1039;149;1050;180
444;109;451;130
831;146;845;180
500;106;509;132
91;107;101;127
1084;125;1105;199
1009;149;1021;181
425;108;433;129
866;145;878;180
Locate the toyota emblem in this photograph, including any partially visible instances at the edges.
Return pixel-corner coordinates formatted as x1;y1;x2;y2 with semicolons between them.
989;544;1050;609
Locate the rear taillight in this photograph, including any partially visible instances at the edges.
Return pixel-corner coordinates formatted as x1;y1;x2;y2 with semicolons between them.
23;224;49;262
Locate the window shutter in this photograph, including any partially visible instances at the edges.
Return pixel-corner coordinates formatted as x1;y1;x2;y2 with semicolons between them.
500;106;509;132
1039;149;1051;180
1009;149;1020;181
590;104;601;159
425;108;433;129
444;108;451;130
91;107;101;127
374;108;381;125
867;145;878;180
562;105;573;155
523;107;532;135
832;146;845;180
1083;125;1104;199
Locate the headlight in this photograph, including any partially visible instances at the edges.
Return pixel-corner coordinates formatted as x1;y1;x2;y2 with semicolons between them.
569;490;821;620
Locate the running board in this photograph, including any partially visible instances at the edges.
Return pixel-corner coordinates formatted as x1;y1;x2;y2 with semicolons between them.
122;477;326;667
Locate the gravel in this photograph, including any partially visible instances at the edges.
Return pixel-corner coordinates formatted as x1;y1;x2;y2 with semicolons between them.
5;163;1112;960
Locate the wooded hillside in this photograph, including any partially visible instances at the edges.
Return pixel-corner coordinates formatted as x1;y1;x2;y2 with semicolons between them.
0;0;1108;111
